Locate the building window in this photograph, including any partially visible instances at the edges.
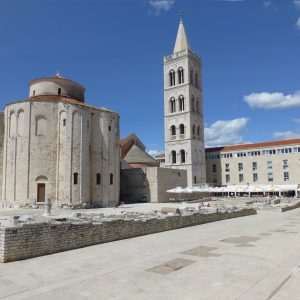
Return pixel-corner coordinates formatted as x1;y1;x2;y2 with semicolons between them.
110;173;113;185
283;160;288;169
194;176;197;184
170;97;176;113
58;88;61;95
284;172;289;181
196;99;199;113
212;164;217;173
197;126;200;137
73;172;78;185
180;149;186;164
267;161;272;169
195;72;199;88
33;90;35;96
226;174;230;183
179;124;185;135
108;126;111;131
239;174;244;182
171;150;176;164
63;119;66;126
179;96;185;111
192;124;196;136
96;173;101;185
268;172;273;182
190;69;194;85
171;125;176;138
191;96;195;112
225;163;230;172
253;173;258;182
178;67;184;84
169;70;175;86
36;117;46;136
222;153;233;159
252;162;257;171
17;111;24;137
238;163;243;172
284;148;292;154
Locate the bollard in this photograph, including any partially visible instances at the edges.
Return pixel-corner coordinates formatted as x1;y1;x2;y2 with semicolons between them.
43;195;52;216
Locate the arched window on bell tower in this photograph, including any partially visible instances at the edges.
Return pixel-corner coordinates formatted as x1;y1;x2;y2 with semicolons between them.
178;67;184;84
170;125;176;138
179;96;184;111
190;69;194;85
191;96;195;112
179;124;185;135
170;97;176;113
180;149;186;164
195;72;199;88
197;125;201;138
171;150;177;164
192;124;196;137
169;70;175;86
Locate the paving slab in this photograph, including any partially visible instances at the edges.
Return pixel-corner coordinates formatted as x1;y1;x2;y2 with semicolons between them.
0;209;300;299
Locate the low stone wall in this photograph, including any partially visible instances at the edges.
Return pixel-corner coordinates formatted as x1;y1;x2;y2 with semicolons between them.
281;201;300;212
0;208;256;263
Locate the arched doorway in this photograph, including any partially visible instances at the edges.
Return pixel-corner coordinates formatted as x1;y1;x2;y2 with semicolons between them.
35;176;48;203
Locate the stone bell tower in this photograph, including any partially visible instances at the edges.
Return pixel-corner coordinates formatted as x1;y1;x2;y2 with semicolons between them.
163;18;206;186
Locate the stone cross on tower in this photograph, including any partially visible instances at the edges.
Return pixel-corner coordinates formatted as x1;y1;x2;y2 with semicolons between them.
163;19;206;187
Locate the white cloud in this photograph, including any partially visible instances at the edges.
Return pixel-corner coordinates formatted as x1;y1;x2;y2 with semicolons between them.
296;17;300;29
244;91;300;110
294;1;300;9
273;131;300;140
293;118;300;123
147;149;162;157
205;118;249;147
149;0;175;15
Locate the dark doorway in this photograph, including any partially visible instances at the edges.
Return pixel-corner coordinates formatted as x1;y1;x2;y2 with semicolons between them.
37;183;45;202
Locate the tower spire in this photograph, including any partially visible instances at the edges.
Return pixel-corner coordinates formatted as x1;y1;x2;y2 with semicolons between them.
173;14;191;53
180;10;184;23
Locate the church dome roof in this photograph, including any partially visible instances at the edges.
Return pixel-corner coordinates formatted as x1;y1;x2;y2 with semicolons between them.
29;73;85;102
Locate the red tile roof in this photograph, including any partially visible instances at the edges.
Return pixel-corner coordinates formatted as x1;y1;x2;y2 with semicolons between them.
26;95;117;114
155;139;300;157
119;133;145;159
155;153;165;158
205;138;300;153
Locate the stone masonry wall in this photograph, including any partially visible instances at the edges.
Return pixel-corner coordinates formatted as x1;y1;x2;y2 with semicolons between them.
120;169;146;203
0;208;256;263
0;113;4;202
120;167;187;203
2;100;119;208
155;167;187;202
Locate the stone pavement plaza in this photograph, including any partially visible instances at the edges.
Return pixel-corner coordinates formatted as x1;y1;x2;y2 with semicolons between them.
1;209;300;300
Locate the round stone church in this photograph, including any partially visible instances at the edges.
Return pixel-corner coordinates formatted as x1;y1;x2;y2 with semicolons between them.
1;74;120;208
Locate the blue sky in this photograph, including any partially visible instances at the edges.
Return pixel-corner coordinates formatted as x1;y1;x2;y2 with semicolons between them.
0;0;300;155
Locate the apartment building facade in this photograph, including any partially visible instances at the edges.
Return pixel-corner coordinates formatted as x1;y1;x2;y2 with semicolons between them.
205;139;300;186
